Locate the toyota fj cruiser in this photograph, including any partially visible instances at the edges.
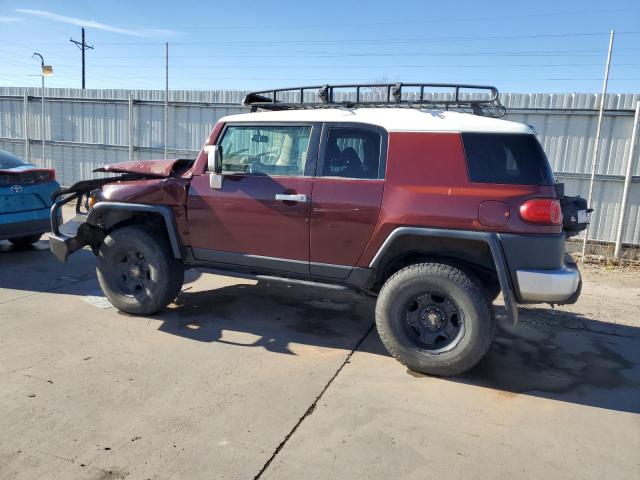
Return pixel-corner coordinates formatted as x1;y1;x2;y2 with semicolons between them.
49;83;589;376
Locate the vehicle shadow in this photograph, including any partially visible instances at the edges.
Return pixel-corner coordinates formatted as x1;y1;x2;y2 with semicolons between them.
2;241;638;416
0;239;98;297
152;279;375;356
149;280;640;415
0;239;203;297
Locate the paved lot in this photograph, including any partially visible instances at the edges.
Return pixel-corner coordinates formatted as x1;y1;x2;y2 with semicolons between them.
1;220;639;479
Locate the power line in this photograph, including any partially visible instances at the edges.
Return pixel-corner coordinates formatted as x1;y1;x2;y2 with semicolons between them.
32;30;640;47
89;62;640;69
89;48;640;59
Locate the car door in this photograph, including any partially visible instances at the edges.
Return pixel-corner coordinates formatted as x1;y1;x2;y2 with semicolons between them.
187;123;320;274
309;123;387;278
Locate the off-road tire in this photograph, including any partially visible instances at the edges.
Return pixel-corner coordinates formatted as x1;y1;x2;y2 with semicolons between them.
96;225;184;315
375;262;495;376
8;233;42;248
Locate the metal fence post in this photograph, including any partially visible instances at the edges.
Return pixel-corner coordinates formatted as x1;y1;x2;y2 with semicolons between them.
164;42;168;160
128;94;134;161
614;101;640;258
23;92;29;162
582;29;615;260
41;75;45;164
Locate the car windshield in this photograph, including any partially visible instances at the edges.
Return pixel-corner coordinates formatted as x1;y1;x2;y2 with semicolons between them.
0;150;27;169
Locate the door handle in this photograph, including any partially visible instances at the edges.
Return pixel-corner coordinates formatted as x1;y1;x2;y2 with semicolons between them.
275;193;308;202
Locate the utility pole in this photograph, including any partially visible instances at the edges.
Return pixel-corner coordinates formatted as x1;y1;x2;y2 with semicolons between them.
70;27;94;89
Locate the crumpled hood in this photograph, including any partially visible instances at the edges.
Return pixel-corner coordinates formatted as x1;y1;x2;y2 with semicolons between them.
94;158;194;178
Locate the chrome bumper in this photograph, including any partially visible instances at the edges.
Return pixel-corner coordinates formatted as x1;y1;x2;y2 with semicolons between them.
516;265;581;303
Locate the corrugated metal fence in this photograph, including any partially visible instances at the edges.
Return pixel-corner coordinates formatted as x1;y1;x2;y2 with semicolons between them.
0;87;639;246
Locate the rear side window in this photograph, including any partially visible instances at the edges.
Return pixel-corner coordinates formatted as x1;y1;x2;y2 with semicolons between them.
462;133;554;186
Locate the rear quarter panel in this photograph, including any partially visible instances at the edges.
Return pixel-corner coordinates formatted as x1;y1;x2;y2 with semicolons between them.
358;131;560;267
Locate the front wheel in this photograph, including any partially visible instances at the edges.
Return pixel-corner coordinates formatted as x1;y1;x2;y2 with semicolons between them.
375;262;495;376
96;226;184;315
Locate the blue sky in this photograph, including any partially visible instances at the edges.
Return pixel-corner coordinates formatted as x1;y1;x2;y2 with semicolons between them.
0;0;639;92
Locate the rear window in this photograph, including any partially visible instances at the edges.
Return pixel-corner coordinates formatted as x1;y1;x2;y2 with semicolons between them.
0;150;27;170
462;133;554;186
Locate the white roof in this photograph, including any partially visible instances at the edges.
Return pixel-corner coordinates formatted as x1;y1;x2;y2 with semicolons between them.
219;108;532;134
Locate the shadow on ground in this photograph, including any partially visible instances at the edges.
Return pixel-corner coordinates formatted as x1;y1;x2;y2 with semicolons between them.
0;240;202;297
148;280;640;415
0;240;96;296
152;279;375;355
3;242;639;415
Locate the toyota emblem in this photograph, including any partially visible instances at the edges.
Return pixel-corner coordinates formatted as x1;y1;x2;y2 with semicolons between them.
10;185;23;193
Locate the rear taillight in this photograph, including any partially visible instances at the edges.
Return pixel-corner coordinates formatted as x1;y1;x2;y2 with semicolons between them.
33;169;55;183
519;198;563;225
38;169;56;183
0;169;55;186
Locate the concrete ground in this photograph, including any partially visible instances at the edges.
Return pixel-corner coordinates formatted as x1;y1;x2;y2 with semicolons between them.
1;214;639;479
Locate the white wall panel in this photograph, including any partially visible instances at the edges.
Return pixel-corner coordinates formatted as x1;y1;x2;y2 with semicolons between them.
0;88;638;244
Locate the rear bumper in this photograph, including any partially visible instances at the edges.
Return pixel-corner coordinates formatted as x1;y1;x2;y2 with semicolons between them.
516;265;581;303
0;216;51;240
498;232;583;304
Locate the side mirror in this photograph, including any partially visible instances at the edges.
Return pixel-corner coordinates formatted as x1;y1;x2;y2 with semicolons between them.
206;145;223;189
206;145;222;174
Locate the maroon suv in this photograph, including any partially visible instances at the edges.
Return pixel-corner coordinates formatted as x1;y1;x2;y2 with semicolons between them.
49;83;588;375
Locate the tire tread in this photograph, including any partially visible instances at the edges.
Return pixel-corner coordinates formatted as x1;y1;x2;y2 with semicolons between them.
375;261;495;376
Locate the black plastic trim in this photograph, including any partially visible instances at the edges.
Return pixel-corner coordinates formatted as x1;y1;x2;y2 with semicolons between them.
184;248;375;289
87;202;183;259
497;232;566;301
309;261;352;279
0;217;51;240
191;247;309;274
369;227;519;324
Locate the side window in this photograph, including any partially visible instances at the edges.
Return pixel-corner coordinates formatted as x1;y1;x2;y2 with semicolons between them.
322;127;381;179
218;125;312;176
462;133;555;186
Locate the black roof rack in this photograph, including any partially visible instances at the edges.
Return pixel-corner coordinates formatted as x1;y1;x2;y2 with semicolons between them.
242;83;506;118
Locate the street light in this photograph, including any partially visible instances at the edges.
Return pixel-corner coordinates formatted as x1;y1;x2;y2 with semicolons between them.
32;53;53;163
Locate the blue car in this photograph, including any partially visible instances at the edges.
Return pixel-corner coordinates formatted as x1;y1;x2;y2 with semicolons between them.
0;149;60;247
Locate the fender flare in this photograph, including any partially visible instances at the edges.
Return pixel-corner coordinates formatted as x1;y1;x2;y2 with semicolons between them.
87;202;183;259
369;227;518;324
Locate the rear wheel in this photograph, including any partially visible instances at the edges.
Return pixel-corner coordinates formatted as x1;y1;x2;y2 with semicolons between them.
96;226;184;315
375;262;495;376
8;233;42;248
